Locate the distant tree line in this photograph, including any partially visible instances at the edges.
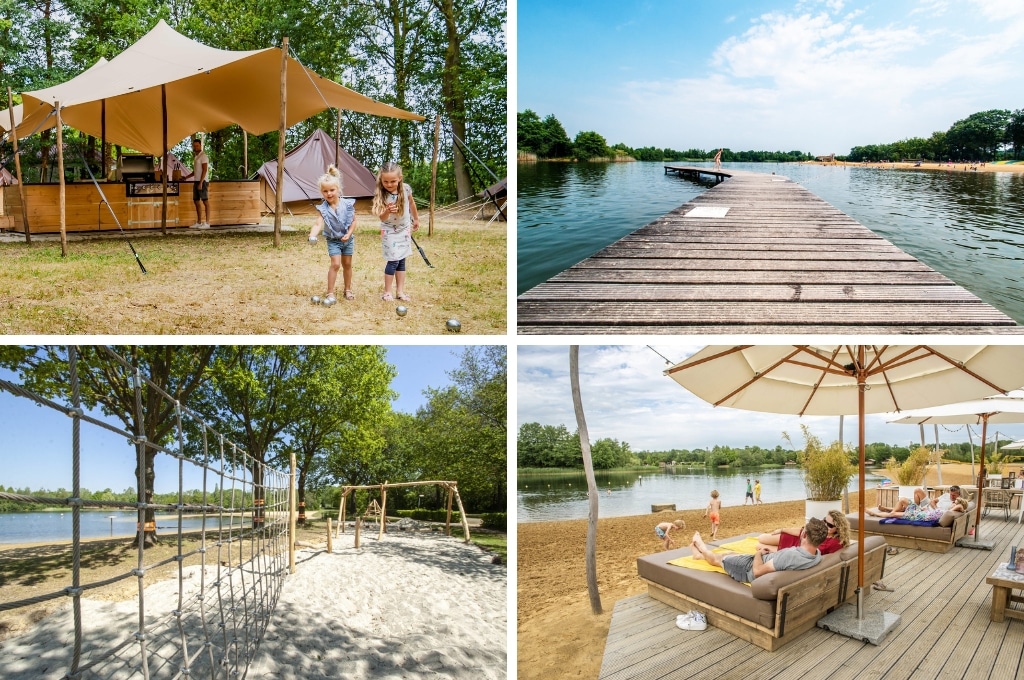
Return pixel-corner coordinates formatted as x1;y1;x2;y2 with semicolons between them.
517;110;813;162
846;109;1024;162
517;421;1017;471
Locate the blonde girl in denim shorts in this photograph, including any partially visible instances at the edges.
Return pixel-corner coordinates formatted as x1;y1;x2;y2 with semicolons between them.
308;165;357;305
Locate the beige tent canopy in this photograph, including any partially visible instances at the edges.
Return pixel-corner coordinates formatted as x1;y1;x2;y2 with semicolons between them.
16;20;422;155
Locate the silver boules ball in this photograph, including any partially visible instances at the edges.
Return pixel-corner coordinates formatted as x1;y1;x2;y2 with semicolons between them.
310;295;321;304
396;305;408;317
445;318;461;333
322;297;337;307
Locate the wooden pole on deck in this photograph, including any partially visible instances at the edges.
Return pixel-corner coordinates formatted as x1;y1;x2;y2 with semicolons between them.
7;87;30;242
160;84;168;234
243;129;248;177
273;36;288;248
429;114;440;236
56;102;68;257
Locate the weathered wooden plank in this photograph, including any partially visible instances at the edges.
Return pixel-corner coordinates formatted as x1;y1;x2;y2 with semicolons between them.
568;258;939;272
544;269;956;285
517;301;1017;326
518;284;983;303
518;324;1024;335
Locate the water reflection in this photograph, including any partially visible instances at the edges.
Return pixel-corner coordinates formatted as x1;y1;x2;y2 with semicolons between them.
517;467;886;523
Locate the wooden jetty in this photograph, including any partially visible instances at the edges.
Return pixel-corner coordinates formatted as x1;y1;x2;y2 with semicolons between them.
517;170;1022;334
600;516;1024;680
663;164;730;183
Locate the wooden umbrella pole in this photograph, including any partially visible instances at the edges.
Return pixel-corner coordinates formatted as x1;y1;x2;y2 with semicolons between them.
243;129;248;177
6;87;30;242
429;113;440;236
273;36;288;248
56;102;67;257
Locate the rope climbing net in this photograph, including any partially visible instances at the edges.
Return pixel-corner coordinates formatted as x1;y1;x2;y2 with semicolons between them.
0;346;290;679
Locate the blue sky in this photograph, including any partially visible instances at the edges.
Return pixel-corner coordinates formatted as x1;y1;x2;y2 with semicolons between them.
0;346;471;494
517;0;1024;154
517;345;1024;454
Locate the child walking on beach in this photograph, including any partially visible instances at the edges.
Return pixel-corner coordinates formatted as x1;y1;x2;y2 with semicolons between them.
372;162;420;302
308;165;356;306
704;490;721;540
655;519;686;551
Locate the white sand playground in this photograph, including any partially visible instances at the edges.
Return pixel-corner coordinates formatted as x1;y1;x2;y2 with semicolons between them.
0;531;507;679
250;531;507;679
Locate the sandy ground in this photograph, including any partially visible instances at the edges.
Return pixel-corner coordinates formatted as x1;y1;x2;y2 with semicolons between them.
805;160;1024;173
0;530;506;679
0;213;506;335
517;463;993;680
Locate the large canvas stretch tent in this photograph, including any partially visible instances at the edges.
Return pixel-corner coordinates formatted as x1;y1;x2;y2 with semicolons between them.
15;20;422;154
257;129;377;215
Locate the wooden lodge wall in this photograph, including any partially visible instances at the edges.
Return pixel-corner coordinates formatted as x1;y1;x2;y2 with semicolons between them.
2;181;261;233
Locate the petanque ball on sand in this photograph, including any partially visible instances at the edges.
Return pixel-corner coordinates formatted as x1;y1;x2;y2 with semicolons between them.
310;295;321;304
445;318;461;333
396;305;408;317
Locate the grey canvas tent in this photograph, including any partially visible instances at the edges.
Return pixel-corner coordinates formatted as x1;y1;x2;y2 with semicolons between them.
257;129;376;214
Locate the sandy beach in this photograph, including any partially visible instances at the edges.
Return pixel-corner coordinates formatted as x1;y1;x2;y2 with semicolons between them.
517;462;992;680
806;159;1024;173
0;531;507;679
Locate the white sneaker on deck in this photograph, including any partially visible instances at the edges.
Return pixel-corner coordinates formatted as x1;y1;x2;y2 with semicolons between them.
189;222;204;229
676;611;707;630
199;222;210;229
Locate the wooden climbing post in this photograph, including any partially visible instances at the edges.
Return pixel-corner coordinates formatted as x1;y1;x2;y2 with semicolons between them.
326;517;333;553
355;515;361;549
378;482;387;541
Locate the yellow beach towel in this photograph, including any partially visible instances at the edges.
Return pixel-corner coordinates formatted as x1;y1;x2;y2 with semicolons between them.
718;537;760;555
667;551;729;574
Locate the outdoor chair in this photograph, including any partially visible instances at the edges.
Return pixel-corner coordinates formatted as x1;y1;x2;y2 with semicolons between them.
983;487;1011;520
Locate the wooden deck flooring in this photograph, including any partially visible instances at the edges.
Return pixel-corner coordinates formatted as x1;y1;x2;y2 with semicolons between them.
599;514;1024;680
517;171;1022;334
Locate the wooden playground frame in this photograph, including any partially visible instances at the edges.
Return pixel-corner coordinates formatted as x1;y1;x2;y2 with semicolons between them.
334;480;471;542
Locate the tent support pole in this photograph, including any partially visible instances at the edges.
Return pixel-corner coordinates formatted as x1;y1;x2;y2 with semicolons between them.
430;113;440;236
56;101;67;257
101;100;106;181
273;36;288;248
161;84;168;235
7;87;31;242
334;108;341;168
243;129;248;177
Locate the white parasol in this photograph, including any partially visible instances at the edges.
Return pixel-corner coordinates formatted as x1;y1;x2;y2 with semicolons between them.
666;345;1024;642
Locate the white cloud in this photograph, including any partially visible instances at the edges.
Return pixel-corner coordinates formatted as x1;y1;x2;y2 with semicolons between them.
608;2;1024;151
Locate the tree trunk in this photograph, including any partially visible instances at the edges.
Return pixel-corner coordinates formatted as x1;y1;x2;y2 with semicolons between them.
434;0;473;199
569;346;602;615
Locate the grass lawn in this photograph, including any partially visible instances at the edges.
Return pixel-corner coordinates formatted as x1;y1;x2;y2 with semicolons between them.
0;214;506;335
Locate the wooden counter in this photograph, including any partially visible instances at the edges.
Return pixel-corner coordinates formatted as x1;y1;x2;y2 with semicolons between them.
3;180;261;233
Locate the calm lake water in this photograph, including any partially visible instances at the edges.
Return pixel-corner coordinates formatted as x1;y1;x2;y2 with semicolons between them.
517;467;887;523
0;511;251;544
516;161;1024;323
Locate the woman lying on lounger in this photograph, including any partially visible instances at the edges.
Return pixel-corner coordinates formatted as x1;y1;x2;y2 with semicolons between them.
866;493;966;521
756;509;850;555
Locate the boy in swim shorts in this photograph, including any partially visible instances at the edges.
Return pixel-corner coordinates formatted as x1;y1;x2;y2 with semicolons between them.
704;490;722;540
